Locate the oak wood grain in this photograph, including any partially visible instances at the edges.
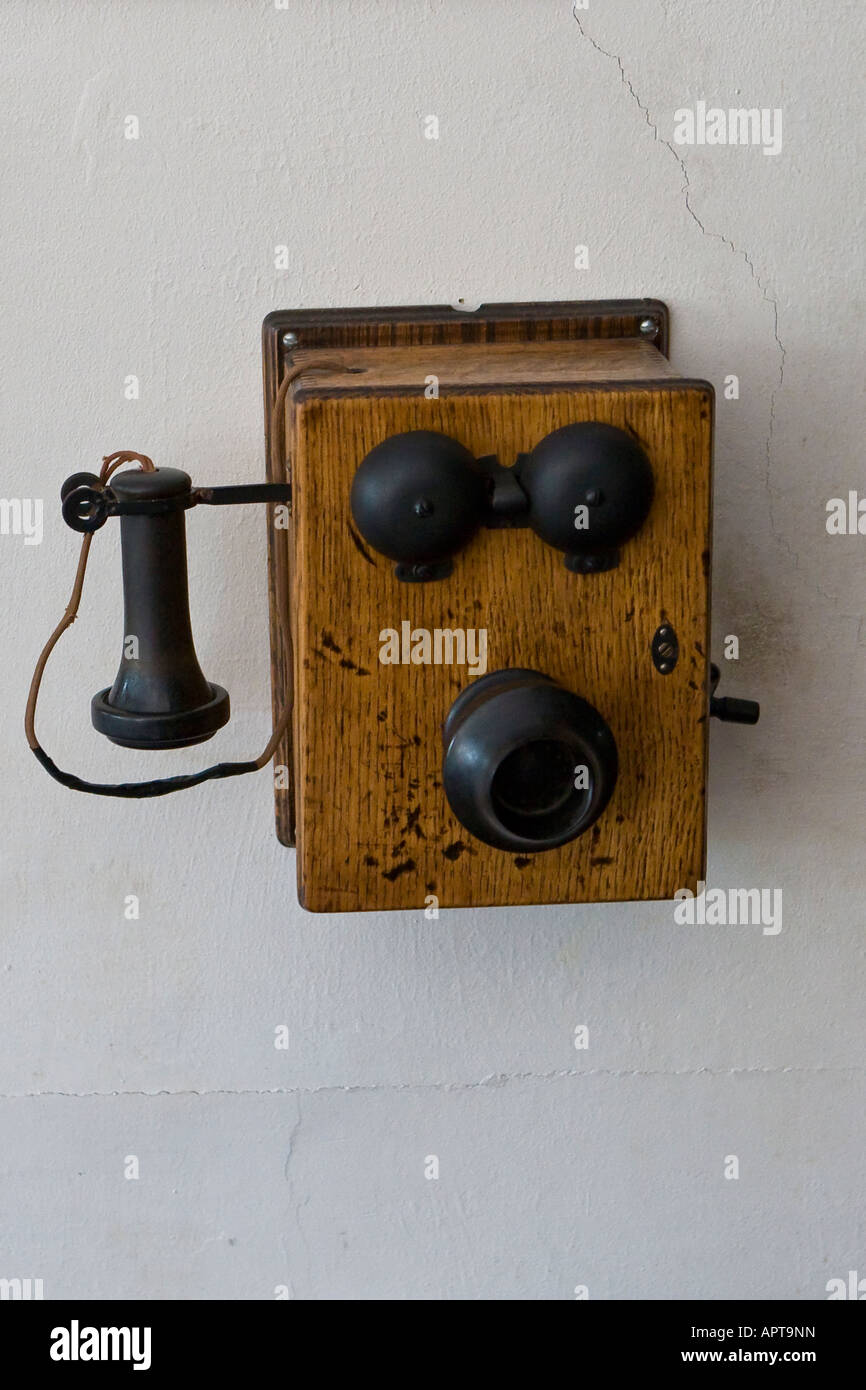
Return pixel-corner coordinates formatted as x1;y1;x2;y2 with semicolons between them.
263;303;670;845
289;339;679;391
284;380;712;912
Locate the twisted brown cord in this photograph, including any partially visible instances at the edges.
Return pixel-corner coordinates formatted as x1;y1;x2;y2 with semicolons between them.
101;450;156;484
25;452;155;751
26;359;348;790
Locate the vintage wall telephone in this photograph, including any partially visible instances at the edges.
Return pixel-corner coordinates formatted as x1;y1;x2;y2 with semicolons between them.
28;300;758;911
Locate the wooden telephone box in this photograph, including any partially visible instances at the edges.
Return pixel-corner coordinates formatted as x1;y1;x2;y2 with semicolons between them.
263;301;715;912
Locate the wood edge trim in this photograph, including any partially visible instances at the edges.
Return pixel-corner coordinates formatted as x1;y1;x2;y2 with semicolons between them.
290;377;714;403
262;318;296;847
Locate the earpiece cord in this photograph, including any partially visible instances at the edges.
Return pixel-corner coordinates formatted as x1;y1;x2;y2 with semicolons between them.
26;359;348;797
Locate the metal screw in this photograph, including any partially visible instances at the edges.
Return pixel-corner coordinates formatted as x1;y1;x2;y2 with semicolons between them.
639;317;658;338
658;661;672;674
585;488;604;506
282;331;298;349
414;498;434;517
659;626;671;638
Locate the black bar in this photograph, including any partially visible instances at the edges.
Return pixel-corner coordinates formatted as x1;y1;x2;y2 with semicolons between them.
4;1297;862;1376
194;483;292;506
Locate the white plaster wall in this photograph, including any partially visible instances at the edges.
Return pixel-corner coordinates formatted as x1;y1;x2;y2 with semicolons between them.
1;0;863;1300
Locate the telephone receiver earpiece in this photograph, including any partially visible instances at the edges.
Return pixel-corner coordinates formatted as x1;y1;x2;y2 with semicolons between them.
350;423;653;579
89;466;231;749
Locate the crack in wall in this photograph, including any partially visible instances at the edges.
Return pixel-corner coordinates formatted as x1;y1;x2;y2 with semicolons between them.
572;9;791;564
281;1095;307;1298
2;1064;861;1101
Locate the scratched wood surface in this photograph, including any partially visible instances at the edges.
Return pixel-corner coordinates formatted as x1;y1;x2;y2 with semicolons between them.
263;303;669;846
289;338;681;390
283;375;713;912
